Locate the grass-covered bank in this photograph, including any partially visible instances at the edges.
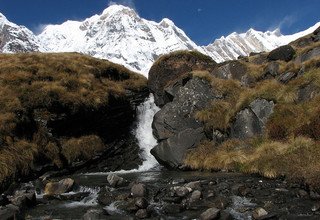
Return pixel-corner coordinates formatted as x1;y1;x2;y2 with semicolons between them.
0;52;147;188
183;31;320;188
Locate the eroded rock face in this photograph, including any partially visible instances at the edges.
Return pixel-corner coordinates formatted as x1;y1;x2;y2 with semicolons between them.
151;77;216;169
231;99;274;139
152;77;216;140
151;128;205;168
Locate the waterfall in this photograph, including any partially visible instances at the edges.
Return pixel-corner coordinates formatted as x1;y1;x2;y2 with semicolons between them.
134;93;160;171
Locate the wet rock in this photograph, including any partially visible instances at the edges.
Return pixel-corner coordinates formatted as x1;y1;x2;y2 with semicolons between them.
107;174;127;188
172;178;186;185
97;187;115;206
252;207;268;219
310;190;320;200
0;204;20;220
163;203;183;214
200;207;220;220
44;178;74;195
298;189;309;198
189;190;202;203
267;45;295;62
174;186;191;197
59;192;90;201
9;189;36;208
131;183;147;198
83;209;105;220
151;127;205;169
211;196;230;210
135;197;148;209
135;209;149;219
185;181;202;190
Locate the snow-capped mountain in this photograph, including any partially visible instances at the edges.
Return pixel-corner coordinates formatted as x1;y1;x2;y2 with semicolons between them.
0;13;45;53
203;23;320;62
0;5;319;76
38;5;203;74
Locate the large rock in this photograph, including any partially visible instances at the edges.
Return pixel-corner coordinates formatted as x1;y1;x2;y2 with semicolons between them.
148;51;216;107
9;189;36;208
151;128;205;168
44;178;75;196
231;99;274;139
295;47;320;63
200;207;220;220
152;77;216;140
0;204;20;220
211;60;247;80
267;45;295;62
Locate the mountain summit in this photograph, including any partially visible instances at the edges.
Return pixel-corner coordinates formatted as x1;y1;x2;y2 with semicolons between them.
0;5;319;76
38;5;202;74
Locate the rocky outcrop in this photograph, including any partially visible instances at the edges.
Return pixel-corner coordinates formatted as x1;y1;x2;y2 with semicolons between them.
148;51;216;107
267;45;296;62
151;128;205;168
231;99;274;139
151;77;216;169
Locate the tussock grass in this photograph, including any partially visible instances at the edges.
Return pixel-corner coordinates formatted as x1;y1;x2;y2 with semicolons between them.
185;137;320;187
61;135;104;165
0;52;147;187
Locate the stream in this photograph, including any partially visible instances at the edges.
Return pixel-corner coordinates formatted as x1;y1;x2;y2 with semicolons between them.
23;95;320;219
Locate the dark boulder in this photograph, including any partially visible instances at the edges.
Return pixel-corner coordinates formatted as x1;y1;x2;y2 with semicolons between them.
131;183;148;198
295;47;320;63
0;204;20;220
267;45;295;62
8;189;36;209
231;99;274;139
151;128;205;169
152;77;216;140
200;207;220;220
148;51;216;107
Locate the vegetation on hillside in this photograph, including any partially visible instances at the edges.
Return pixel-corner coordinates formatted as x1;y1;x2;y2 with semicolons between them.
185;40;320;188
0;52;147;185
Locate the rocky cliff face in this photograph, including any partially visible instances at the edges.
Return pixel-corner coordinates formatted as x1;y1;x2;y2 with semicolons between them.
149;27;320;179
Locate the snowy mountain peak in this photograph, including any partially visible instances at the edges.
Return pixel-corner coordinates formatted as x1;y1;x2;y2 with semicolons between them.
0;5;319;76
37;5;203;76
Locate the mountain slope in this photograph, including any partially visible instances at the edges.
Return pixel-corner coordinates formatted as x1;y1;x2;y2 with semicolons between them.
38;5;203;75
0;5;319;76
203;22;320;62
0;13;44;53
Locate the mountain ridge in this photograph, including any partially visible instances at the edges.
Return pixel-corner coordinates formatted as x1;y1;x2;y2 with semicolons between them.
0;4;319;76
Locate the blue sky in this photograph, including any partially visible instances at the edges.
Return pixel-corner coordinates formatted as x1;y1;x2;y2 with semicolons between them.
0;0;319;45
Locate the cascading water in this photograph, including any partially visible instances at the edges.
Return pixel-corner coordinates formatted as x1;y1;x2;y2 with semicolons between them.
134;93;160;171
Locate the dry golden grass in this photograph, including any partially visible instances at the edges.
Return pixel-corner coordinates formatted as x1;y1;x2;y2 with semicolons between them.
185;137;320;187
0;52;147;186
61;135;104;165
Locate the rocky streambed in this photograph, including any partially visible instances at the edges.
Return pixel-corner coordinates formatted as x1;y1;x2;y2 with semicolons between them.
2;170;319;219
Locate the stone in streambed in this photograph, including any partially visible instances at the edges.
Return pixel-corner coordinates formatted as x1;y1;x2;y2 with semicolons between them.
0;204;20;220
135;209;149;219
107;173;127;187
135;197;148;209
200;207;220;220
189;190;202;203
252;207;268;219
9;189;36;208
83;209;105;220
131;183;147;198
44;178;74;196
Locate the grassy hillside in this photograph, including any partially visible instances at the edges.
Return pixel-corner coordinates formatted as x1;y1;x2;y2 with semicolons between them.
185;36;320;188
0;52;147;186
